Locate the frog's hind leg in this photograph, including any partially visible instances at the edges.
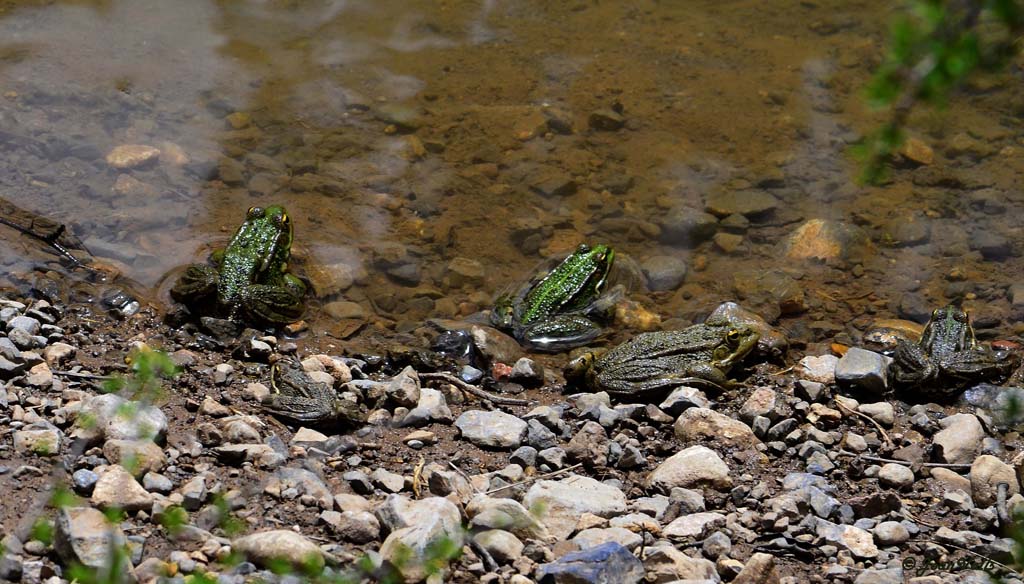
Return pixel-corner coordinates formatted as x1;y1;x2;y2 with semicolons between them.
170;264;219;302
238;284;305;324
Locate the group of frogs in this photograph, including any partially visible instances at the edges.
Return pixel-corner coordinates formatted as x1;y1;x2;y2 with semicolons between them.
169;205;1020;425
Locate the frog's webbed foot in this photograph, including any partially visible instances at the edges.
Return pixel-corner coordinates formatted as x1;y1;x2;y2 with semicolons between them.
239;283;306;325
170;264;219;303
521;314;603;352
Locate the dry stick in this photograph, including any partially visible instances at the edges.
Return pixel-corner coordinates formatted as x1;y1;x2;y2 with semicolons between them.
419;372;532;406
484;463;584;495
836;449;971;469
833;397;894;448
909;537;1021;578
53;370;115;381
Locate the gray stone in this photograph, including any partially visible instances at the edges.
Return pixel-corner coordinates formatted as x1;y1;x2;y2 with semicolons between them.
510;358;544;386
272;468;333;509
455;410;527;449
872;521;910;546
379;496;464;582
642;544;718;582
878;463;915;490
647;445;732;492
13;423;63;456
572;527;642;552
8;316;41;336
658;386;711;415
853;568;904;584
54;507;134;581
797;354;839;384
102;439;166;478
142;472;173;494
473;530;524;564
739;387;779;423
674;408;760;449
522;475;627;540
662;512;727;539
970;454;1019;507
400;388;453;427
321;510;379;544
933;414;986;464
835;348;891;394
815;518;878;559
641;255;688;291
91;465;153;512
384;366;420;408
75;393;168;444
858;402;895;427
467;495;551;541
371;468;405;494
536;542;643;584
232;530;324;573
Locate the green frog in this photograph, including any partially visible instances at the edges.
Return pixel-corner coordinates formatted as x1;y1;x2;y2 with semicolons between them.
564;322;760;399
890;304;1018;395
261;358;366;426
171;205;306;325
492;243;616;351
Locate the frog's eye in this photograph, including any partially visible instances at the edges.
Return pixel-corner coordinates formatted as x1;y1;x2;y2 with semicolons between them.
247;206;264;220
271;212;290;228
727;329;741;342
954;311;968;323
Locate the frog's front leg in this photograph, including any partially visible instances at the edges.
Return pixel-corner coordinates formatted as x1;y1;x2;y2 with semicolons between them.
520;314;602;352
170;264;219;303
238;278;306;324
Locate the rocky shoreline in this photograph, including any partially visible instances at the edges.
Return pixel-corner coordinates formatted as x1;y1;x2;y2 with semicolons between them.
1;293;1023;584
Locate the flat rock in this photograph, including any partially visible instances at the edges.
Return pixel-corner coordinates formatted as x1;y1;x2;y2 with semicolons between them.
455;410;527;449
102;439;166;477
781;219;872;262
232;530;324;573
13;423;63;456
733;552;778;584
933;414;986;464
705;189;779;217
474;529;524;564
797;355;839;384
662;512;727;539
91;465;154;511
467;495;551;541
106;144;160;169
673;407;760;448
647;445;732;492
522;475;627;540
641;255;688;291
815;518;878;559
54;507;134;580
970;454;1019;507
835;348;892;394
536;542;643;584
379;496;464;582
658;386;711;415
572;527;642;552
642;544;718;582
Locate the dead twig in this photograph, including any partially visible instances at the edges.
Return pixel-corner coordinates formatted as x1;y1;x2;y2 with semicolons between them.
908;537;1022;578
52;370;115;381
836;449;971;469
419;372;532;406
484;463;584;495
833;397;893;448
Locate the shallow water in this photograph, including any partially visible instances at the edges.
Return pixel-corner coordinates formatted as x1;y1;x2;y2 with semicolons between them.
1;0;1023;350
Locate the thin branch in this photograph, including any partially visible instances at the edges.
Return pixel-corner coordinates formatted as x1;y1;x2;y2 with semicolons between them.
484;463;584;495
836;449;971;469
834;398;894;448
419;372;532;406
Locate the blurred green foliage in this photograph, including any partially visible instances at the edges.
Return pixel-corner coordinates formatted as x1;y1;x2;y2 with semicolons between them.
857;0;1023;182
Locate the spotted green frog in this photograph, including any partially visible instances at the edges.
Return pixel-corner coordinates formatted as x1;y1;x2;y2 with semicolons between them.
491;244;615;351
564;322;760;399
171;205;306;325
260;358;365;426
891;304;1018;395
